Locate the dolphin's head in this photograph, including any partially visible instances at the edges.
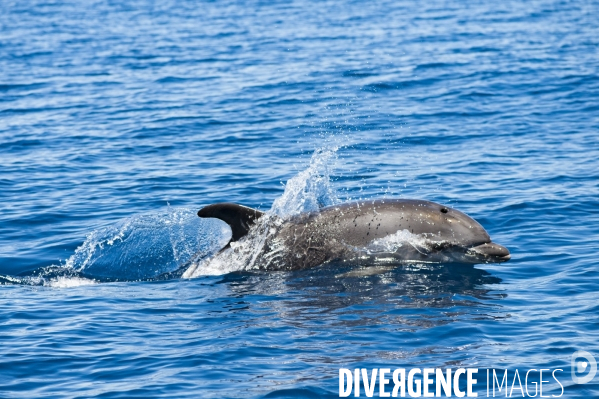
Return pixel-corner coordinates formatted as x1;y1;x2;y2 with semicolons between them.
430;204;510;264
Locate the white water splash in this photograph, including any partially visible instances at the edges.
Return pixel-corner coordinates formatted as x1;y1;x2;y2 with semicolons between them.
270;147;340;218
45;276;98;288
0;273;98;288
184;147;341;277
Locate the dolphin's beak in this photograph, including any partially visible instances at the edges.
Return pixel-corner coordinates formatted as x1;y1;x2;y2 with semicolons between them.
469;242;511;263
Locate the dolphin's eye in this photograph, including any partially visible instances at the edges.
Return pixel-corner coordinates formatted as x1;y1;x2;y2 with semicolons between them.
440;207;448;213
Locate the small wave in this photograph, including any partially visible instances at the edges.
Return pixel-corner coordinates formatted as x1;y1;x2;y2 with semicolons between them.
0;273;96;288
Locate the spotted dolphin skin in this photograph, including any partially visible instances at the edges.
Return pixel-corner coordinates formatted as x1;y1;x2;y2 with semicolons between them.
197;199;510;271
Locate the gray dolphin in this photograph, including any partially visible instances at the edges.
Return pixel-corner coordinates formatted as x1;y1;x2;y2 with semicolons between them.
196;199;510;271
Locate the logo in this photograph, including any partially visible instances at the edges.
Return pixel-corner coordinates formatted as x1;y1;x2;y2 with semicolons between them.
571;351;597;384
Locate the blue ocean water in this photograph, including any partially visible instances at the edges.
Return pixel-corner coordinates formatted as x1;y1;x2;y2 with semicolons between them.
1;0;599;397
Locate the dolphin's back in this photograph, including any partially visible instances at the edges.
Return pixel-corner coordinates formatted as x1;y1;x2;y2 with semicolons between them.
288;199;490;248
197;198;502;271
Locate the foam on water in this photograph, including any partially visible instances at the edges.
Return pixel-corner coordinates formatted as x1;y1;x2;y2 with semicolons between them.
45;276;97;288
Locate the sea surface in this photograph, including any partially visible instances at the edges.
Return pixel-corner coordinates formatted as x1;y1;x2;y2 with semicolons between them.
1;0;598;397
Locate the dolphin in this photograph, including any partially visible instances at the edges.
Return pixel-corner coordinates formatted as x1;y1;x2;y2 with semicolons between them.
194;199;510;271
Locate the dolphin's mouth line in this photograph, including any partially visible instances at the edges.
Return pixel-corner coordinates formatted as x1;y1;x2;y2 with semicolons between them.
467;242;511;263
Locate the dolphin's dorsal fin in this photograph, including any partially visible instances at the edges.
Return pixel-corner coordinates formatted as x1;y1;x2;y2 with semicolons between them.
198;203;265;244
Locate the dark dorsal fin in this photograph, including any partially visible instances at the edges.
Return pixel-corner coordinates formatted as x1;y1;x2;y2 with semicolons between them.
198;203;265;244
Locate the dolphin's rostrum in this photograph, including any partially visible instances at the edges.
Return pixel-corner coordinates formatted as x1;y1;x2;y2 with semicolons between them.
195;199;510;271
